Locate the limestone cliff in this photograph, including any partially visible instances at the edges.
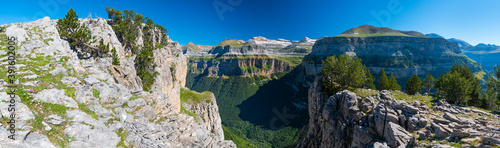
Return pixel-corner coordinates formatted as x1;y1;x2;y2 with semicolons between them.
189;56;294;76
304;34;482;81
0;17;233;147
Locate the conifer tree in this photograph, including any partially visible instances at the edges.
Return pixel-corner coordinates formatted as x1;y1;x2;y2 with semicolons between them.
406;74;422;95
422;74;436;94
57;8;100;55
378;69;390;90
389;73;401;91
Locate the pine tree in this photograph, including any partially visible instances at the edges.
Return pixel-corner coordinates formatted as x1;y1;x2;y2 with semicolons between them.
422;74;436;94
57;8;100;55
389;73;401;91
437;65;481;106
485;64;500;109
320;55;370;96
364;66;376;89
378;69;390;90
406;74;422;95
111;47;120;66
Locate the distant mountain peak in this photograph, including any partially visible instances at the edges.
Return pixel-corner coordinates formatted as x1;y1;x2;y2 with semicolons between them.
336;25;428;38
425;33;445;39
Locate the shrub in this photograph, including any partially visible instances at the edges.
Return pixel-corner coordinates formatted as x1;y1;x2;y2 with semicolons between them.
320;55;373;96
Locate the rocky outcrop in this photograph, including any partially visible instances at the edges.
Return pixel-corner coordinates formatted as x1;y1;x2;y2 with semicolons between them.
184;93;224;140
0;17;232;147
296;77;500;147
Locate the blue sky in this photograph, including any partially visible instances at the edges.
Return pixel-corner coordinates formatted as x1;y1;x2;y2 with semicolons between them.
1;0;499;46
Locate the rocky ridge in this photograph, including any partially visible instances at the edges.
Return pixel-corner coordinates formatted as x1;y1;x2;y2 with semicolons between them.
0;17;234;147
296;78;500;147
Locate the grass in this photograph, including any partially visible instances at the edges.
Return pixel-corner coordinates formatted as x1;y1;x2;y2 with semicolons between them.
115;128;133;148
180;104;199;121
129;96;140;101
180;88;212;104
392;90;435;108
353;88;379;98
18;88;73;147
92;89;100;99
78;103;99;120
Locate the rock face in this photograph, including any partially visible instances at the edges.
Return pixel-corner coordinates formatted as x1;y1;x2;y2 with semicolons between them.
303;26;481;83
0;17;233;147
184;93;224;140
296;77;500;147
189;57;293;76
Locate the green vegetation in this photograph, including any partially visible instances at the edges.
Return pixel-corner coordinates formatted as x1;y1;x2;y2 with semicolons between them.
222;125;257;147
422;74;436;94
406;74;422;95
180;88;212;104
116;128;133;148
320;55;374;96
485;64;500;110
437;64;482;107
111;47;120;65
106;6;168;91
378;69;390;90
180;104;199;121
388;73;401;91
92;89;100;98
392;90;436;108
57;8;105;57
78;103;99;120
186;72;306;148
17;88;73;147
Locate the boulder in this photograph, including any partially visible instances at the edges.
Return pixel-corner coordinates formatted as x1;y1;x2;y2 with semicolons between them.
380;90;393;100
431;123;450;139
33;89;78;108
483;137;500;146
49;67;67;75
443;112;462;123
403;105;419;114
351;125;376;148
384;122;411;147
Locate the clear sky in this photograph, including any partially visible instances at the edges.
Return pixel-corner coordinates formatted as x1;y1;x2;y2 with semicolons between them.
1;0;499;46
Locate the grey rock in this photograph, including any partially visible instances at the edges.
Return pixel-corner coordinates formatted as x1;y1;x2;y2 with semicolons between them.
380;90;393;100
443;112;462;123
384;122;411;147
75;85;98;104
61;77;79;85
483;137;500;146
33;89;78;108
404;105;419;114
83;76;100;85
432;123;450;139
418;117;428;127
46;114;64;125
372;142;390;148
433;118;451;124
352;125;375;148
49;67;67;75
